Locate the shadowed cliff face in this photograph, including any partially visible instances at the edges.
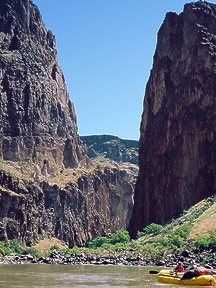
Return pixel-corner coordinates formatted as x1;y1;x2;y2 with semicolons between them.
129;1;216;238
0;0;87;173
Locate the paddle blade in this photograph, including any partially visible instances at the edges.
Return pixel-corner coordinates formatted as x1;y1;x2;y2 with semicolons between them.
149;270;159;274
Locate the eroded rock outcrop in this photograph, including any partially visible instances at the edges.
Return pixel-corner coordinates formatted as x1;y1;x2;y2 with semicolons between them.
129;1;216;237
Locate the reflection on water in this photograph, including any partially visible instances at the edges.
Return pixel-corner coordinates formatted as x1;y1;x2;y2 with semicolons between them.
0;264;202;288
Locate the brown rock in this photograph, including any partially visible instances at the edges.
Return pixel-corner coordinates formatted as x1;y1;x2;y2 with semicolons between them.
0;0;87;173
129;1;216;238
0;0;134;246
0;167;134;246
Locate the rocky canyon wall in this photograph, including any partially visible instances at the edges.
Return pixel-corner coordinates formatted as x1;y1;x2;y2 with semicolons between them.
0;167;133;247
129;1;216;237
0;0;87;174
0;0;134;246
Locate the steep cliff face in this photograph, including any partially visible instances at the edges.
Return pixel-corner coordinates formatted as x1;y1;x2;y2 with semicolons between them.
0;0;134;246
0;0;87;174
129;1;216;237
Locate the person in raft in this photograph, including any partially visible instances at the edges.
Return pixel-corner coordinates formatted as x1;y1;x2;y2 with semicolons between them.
181;262;212;280
187;260;197;270
174;262;184;273
180;260;197;280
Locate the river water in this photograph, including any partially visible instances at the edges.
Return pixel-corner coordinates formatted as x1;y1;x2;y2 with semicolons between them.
0;264;202;288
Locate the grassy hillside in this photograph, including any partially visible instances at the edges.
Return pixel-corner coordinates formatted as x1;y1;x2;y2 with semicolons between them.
162;195;216;239
188;202;216;239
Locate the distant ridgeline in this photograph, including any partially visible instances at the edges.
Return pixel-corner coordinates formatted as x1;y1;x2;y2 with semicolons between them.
81;135;138;165
129;1;216;238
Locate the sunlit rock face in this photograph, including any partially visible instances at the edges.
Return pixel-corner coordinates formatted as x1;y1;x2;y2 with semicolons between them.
0;0;87;173
0;0;134;246
129;1;216;238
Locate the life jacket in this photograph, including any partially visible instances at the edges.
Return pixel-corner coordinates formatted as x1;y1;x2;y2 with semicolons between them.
176;265;184;272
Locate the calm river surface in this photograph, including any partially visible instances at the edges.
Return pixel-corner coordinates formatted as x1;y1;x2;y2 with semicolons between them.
0;264;202;288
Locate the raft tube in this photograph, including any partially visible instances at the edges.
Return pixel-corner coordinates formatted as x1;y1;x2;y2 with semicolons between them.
157;269;216;286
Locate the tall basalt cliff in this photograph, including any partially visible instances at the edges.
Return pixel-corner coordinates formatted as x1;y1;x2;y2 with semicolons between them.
129;1;216;237
0;0;87;174
0;0;134;246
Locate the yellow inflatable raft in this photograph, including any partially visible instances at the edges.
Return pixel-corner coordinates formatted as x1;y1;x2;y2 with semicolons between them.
157;269;216;286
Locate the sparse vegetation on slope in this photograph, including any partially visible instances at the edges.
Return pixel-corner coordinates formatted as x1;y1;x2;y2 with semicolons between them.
1;195;215;267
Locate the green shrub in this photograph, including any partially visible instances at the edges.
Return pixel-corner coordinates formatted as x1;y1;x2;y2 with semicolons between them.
114;242;130;250
209;230;216;245
171;224;191;239
142;243;163;260
0;242;10;255
169;235;184;247
153;236;169;246
130;242;145;250
87;230;130;248
137;223;163;238
195;234;210;248
110;230;130;245
0;242;4;253
25;247;41;258
69;245;82;255
136;231;145;238
195;231;216;249
50;245;60;251
9;239;23;254
101;243;113;249
87;236;111;248
142;223;163;236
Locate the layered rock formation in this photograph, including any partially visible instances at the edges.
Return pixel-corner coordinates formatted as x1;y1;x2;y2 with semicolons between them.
129;1;216;238
0;0;134;246
81;135;139;175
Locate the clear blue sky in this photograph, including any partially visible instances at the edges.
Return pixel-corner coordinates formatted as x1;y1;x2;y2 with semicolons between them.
33;0;189;140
